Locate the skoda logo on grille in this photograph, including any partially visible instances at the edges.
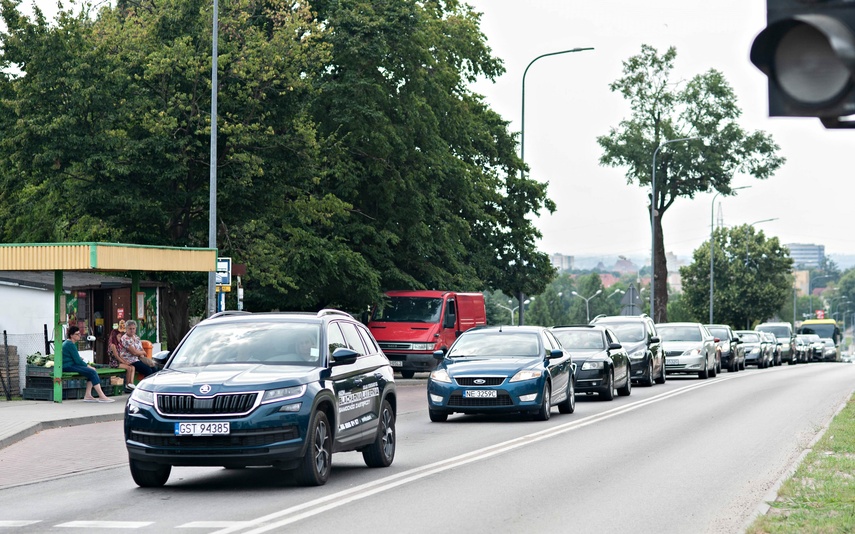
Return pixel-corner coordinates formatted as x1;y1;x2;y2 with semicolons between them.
474;379;486;385
199;384;212;394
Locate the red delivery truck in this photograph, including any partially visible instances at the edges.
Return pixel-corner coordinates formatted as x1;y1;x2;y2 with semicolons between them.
368;290;487;378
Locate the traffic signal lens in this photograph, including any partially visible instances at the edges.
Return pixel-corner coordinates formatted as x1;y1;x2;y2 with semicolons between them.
775;23;850;104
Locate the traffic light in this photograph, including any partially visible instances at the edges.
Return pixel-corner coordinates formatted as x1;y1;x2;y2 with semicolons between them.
751;0;855;128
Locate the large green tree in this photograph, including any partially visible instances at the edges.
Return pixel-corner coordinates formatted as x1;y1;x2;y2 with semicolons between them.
597;45;785;323
0;0;556;340
680;225;793;329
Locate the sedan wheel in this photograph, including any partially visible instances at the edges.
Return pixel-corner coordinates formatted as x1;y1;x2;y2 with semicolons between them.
533;382;551;421
558;379;575;414
617;369;632;396
698;360;710;379
643;359;655;387
429;410;448;422
601;370;615;401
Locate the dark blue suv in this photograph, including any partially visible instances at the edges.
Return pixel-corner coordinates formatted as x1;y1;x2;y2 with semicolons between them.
124;309;397;487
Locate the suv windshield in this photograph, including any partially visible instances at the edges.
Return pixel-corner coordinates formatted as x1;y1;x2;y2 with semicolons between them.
169;322;322;368
599;322;646;342
448;332;541;358
371;297;443;323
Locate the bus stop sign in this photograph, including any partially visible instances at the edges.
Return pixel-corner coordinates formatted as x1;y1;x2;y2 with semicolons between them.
216;257;232;287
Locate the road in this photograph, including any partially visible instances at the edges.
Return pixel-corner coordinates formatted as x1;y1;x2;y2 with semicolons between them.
1;363;853;533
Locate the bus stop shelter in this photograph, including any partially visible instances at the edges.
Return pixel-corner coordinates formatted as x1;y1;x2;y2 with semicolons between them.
0;242;216;402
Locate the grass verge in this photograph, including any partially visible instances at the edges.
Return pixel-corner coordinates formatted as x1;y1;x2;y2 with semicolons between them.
746;394;855;533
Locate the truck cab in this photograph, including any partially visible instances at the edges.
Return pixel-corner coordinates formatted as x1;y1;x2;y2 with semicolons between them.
368;290;487;378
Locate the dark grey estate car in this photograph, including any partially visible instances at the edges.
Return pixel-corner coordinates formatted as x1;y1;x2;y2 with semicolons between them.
706;324;744;372
552;325;631;400
590;314;665;386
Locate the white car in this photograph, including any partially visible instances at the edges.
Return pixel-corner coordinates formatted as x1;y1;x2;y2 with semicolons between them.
656;322;718;379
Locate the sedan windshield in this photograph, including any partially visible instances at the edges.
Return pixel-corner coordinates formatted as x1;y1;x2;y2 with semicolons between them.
553;330;604;350
739;332;761;343
657;326;702;342
169;322;322;369
707;327;729;339
448;332;541;358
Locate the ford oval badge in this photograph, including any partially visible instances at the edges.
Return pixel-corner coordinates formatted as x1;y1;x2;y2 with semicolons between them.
474;378;486;385
199;384;212;394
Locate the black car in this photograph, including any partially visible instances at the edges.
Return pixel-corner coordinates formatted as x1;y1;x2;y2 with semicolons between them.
706;324;744;372
124;309;397;487
552;325;631;400
589;314;666;386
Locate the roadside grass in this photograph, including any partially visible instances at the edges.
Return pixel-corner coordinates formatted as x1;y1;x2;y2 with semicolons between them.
747;395;855;533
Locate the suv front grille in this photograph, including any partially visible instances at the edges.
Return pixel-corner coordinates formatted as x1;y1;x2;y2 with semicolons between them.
130;425;298;450
157;393;259;416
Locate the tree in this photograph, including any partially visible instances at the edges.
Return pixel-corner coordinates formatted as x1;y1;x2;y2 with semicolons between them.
597;44;785;323
680;225;793;329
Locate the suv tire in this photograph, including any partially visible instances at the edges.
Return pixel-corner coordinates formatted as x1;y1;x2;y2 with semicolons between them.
295;410;332;486
363;400;396;468
129;459;171;488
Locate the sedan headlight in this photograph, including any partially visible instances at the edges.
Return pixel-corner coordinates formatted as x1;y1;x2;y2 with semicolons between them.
510;369;543;382
262;385;306;404
410;343;435;351
430;368;452;383
129;388;154;406
581;361;604;370
750;347;760;354
681;348;702;356
628;349;646;360
721;342;731;352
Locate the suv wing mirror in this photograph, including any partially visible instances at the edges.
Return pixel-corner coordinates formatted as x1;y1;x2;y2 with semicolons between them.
650;336;660;344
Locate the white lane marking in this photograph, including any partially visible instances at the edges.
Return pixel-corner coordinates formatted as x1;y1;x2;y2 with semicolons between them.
213;374;748;534
0;521;42;527
57;521;153;528
179;522;254;528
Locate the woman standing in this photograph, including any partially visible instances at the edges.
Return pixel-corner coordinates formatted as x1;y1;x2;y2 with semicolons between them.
62;326;114;403
120;320;158;378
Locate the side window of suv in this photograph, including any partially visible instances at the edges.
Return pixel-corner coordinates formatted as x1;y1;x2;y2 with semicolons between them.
356;324;380;355
327;323;348;354
339;321;368;355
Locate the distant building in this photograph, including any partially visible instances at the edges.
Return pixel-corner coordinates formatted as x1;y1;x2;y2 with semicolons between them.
785;243;825;268
613;256;638;274
550;253;574;272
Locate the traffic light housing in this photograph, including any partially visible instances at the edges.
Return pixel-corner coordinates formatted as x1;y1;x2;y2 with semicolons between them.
751;0;855;128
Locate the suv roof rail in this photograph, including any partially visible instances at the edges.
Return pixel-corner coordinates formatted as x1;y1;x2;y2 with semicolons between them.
552;324;597;329
317;309;354;319
205;310;252;321
590;314;607;323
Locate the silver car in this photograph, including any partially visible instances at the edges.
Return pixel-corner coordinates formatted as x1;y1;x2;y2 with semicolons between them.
656;322;718;379
736;330;771;368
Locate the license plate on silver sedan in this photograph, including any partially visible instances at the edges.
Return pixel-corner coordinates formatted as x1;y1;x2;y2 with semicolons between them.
666;358;680;365
175;422;230;436
463;389;497;398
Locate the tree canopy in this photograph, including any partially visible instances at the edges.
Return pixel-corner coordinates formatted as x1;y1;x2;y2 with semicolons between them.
0;0;556;340
679;224;793;329
597;44;785;323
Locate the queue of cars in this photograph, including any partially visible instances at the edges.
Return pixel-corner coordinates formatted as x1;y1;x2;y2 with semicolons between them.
125;308;836;488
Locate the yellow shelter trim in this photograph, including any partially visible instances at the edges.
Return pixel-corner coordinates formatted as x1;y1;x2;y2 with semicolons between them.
0;242;217;272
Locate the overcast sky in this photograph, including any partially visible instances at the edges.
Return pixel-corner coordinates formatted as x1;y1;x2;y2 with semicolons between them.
465;0;854;263
23;0;853;264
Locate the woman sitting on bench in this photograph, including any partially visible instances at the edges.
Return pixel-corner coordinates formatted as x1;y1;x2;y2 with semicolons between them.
62;326;114;403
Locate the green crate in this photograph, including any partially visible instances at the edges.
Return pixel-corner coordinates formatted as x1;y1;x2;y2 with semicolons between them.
22;387;86;401
26;365;54;378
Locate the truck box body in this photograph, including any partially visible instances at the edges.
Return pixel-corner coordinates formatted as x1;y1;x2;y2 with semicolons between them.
368;290;487;377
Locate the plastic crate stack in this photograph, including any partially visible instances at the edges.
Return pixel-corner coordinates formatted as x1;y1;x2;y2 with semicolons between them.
22;365;123;400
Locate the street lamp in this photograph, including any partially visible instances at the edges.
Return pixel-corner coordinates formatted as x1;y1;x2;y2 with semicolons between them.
495;300;515;325
710;185;751;323
521;47;594;172
651;136;700;323
748;217;780;226
572;289;602;323
206;0;220;317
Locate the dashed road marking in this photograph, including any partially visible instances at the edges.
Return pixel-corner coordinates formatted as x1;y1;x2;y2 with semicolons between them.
57;521;153;529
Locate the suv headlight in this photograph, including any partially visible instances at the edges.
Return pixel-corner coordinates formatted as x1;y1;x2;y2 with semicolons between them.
581;361;604;370
430;368;452;383
262;385;306;404
129;388;154;406
510;369;543;382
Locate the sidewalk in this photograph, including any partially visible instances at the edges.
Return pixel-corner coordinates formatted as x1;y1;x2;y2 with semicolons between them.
0;395;128;450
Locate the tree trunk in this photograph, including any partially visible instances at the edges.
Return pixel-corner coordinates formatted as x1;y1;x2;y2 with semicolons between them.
162;283;191;350
516;290;526;326
653;214;669;323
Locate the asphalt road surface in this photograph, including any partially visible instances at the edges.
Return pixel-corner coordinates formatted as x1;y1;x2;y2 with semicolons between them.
1;362;853;533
